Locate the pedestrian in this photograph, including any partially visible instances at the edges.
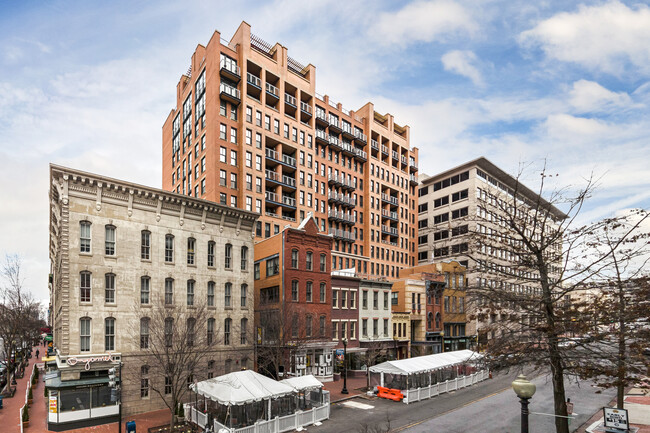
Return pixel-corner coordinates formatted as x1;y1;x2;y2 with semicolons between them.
36;349;39;359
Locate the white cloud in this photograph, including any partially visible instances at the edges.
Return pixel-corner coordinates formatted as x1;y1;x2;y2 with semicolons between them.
520;1;650;76
569;79;633;113
441;50;483;86
372;0;477;46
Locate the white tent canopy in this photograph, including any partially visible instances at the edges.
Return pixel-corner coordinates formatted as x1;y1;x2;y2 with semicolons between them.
369;350;482;375
191;370;295;406
279;375;323;391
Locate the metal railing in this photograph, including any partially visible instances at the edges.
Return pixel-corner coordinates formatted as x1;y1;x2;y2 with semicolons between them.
300;101;312;114
382;209;399;220
265;148;279;160
381;193;399;206
282;195;296;207
220;83;241;100
285;93;296;106
220;59;241;76
282;154;296;167
371;139;379;151
266;82;279;97
247;72;261;88
354;130;367;142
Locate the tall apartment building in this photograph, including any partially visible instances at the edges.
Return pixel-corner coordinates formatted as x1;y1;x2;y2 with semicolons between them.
417;157;565;345
48;165;257;429
162;21;418;279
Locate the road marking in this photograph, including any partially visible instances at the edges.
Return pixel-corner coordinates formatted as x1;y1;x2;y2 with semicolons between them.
341;401;375;410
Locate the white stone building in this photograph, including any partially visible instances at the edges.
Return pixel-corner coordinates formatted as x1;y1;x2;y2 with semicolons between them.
48;165;258;429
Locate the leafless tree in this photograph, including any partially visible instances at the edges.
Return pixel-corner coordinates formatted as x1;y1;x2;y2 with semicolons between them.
130;296;211;428
359;340;386;390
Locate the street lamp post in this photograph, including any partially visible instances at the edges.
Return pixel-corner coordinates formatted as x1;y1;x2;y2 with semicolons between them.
512;374;536;433
341;338;348;395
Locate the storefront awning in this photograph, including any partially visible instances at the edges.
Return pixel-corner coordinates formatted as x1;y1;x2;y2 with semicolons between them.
45;374;115;389
279;375;323;392
191;370;295;406
369;350;482;375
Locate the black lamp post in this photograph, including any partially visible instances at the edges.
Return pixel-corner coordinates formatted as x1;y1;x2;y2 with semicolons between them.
341;338;348;395
512;374;536;433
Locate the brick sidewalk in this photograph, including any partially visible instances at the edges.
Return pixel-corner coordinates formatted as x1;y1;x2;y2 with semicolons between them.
322;375;369;402
3;347;40;433
575;386;650;433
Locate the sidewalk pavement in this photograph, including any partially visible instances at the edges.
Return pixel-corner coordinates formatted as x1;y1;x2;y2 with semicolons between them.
322;375;370;403
576;381;650;433
4;346;41;433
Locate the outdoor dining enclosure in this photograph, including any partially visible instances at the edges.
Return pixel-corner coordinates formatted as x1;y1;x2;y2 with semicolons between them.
369;349;487;404
186;370;330;433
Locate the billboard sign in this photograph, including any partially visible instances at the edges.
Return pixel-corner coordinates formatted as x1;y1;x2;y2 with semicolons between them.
603;407;629;430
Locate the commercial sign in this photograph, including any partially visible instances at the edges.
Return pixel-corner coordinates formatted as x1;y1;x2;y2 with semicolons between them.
49;396;57;413
603;407;629;430
66;353;117;370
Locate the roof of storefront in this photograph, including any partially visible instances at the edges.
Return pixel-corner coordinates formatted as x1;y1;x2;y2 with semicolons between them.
369;350;482;375
191;370;295;406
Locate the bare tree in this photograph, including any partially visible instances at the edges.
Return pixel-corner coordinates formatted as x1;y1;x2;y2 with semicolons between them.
359;340;386;391
130;296;211;428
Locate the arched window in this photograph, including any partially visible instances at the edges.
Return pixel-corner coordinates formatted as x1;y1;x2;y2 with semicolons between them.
140;317;150;349
427;312;433;330
80;271;91;303
187;237;196;265
207;241;216;267
140;365;149;398
80;221;91;253
187;280;195;306
306;251;313;270
240;318;248;344
165;278;174;305
224;318;232;345
224;243;232;269
224;282;232;307
207;281;215;307
207;318;215;345
141;230;151;260
241;246;248;270
105;225;116;256
140;276;150;304
240;284;247;307
80;317;91;352
105;317;115;351
291;249;299;268
165;234;174;263
320;254;326;272
187;318;196;347
435;312;441;329
164;317;174;347
105;273;115;304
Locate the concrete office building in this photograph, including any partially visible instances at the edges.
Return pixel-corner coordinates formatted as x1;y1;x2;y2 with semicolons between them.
417;157;565;345
48;165;257;429
161;21;419;280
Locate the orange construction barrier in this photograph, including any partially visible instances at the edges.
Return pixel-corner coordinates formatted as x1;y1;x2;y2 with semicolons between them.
377;386;404;402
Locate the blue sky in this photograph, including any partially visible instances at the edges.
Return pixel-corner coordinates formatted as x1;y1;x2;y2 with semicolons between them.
1;0;649;304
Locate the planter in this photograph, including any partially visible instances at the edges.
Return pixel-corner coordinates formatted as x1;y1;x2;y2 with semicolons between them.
28;399;33;405
23;421;29;428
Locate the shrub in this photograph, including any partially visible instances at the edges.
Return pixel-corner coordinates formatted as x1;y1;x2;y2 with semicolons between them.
22;406;29;422
28;387;33;400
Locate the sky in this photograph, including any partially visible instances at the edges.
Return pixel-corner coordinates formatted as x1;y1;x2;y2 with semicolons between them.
1;0;649;305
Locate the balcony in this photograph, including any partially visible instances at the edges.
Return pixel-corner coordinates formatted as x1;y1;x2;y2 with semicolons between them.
409;174;418;185
382;239;398;247
342;124;354;140
341;141;355;156
247;72;261;89
381;193;399;206
220;59;241;82
410;159;419;171
354;130;367;144
328;209;357;225
328;190;356;208
266;82;280;102
328;174;356;190
300;101;312;116
220;83;240;105
265;191;280;205
285;93;297;108
315;110;328;126
281;154;297;168
381;225;399;237
328;115;342;133
265;147;280;163
381;209;399;221
330;228;356;243
265;169;296;189
392;150;399;161
315;129;329;145
401;155;408;166
282;195;296;208
370;139;379;152
381;145;389;156
352;147;367;162
329;135;342;151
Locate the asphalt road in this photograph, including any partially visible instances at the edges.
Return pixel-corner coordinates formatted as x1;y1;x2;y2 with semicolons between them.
310;369;616;433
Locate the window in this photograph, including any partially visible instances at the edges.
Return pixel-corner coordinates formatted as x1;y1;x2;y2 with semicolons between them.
452;207;469;219
240;318;248;344
187;318;196;346
164;317;173;347
292;280;299;301
291;249;299;268
80;271;91;302
240;284;247;307
224;318;231;345
241;246;248;270
320;316;326;337
140;318;150;349
332;290;338;308
383;319;388;337
373;291;378;309
80;221;91;253
225;243;232;269
340;290;347;308
141;276;150;304
165;278;173;305
187;280;195;306
306;281;313;302
187;237;195;265
207;241;215;267
350;291;356;309
80;317;91;352
266;257;279;276
306;315;312;337
384;292;389;309
105;273;115;303
362;319;368;337
434;196;449;208
105;317;115;351
165;376;172;395
254;263;260;280
320;282;326;303
373;318;378;337
207;318;215;345
225;282;232;307
165;235;174;263
306;252;313;270
452;189;468;202
362;290;368;309
140;365;149;398
207;281;215;307
105;225;116;255
320;254;326;272
141;230;151;260
230;149;237;166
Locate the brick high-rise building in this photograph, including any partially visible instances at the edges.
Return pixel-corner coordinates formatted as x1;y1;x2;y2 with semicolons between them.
162;21;419;279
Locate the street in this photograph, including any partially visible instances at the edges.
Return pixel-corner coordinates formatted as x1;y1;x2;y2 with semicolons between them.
311;369;617;433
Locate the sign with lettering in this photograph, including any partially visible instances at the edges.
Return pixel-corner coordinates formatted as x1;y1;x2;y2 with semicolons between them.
66;353;117;370
49;396;57;413
603;407;629;430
